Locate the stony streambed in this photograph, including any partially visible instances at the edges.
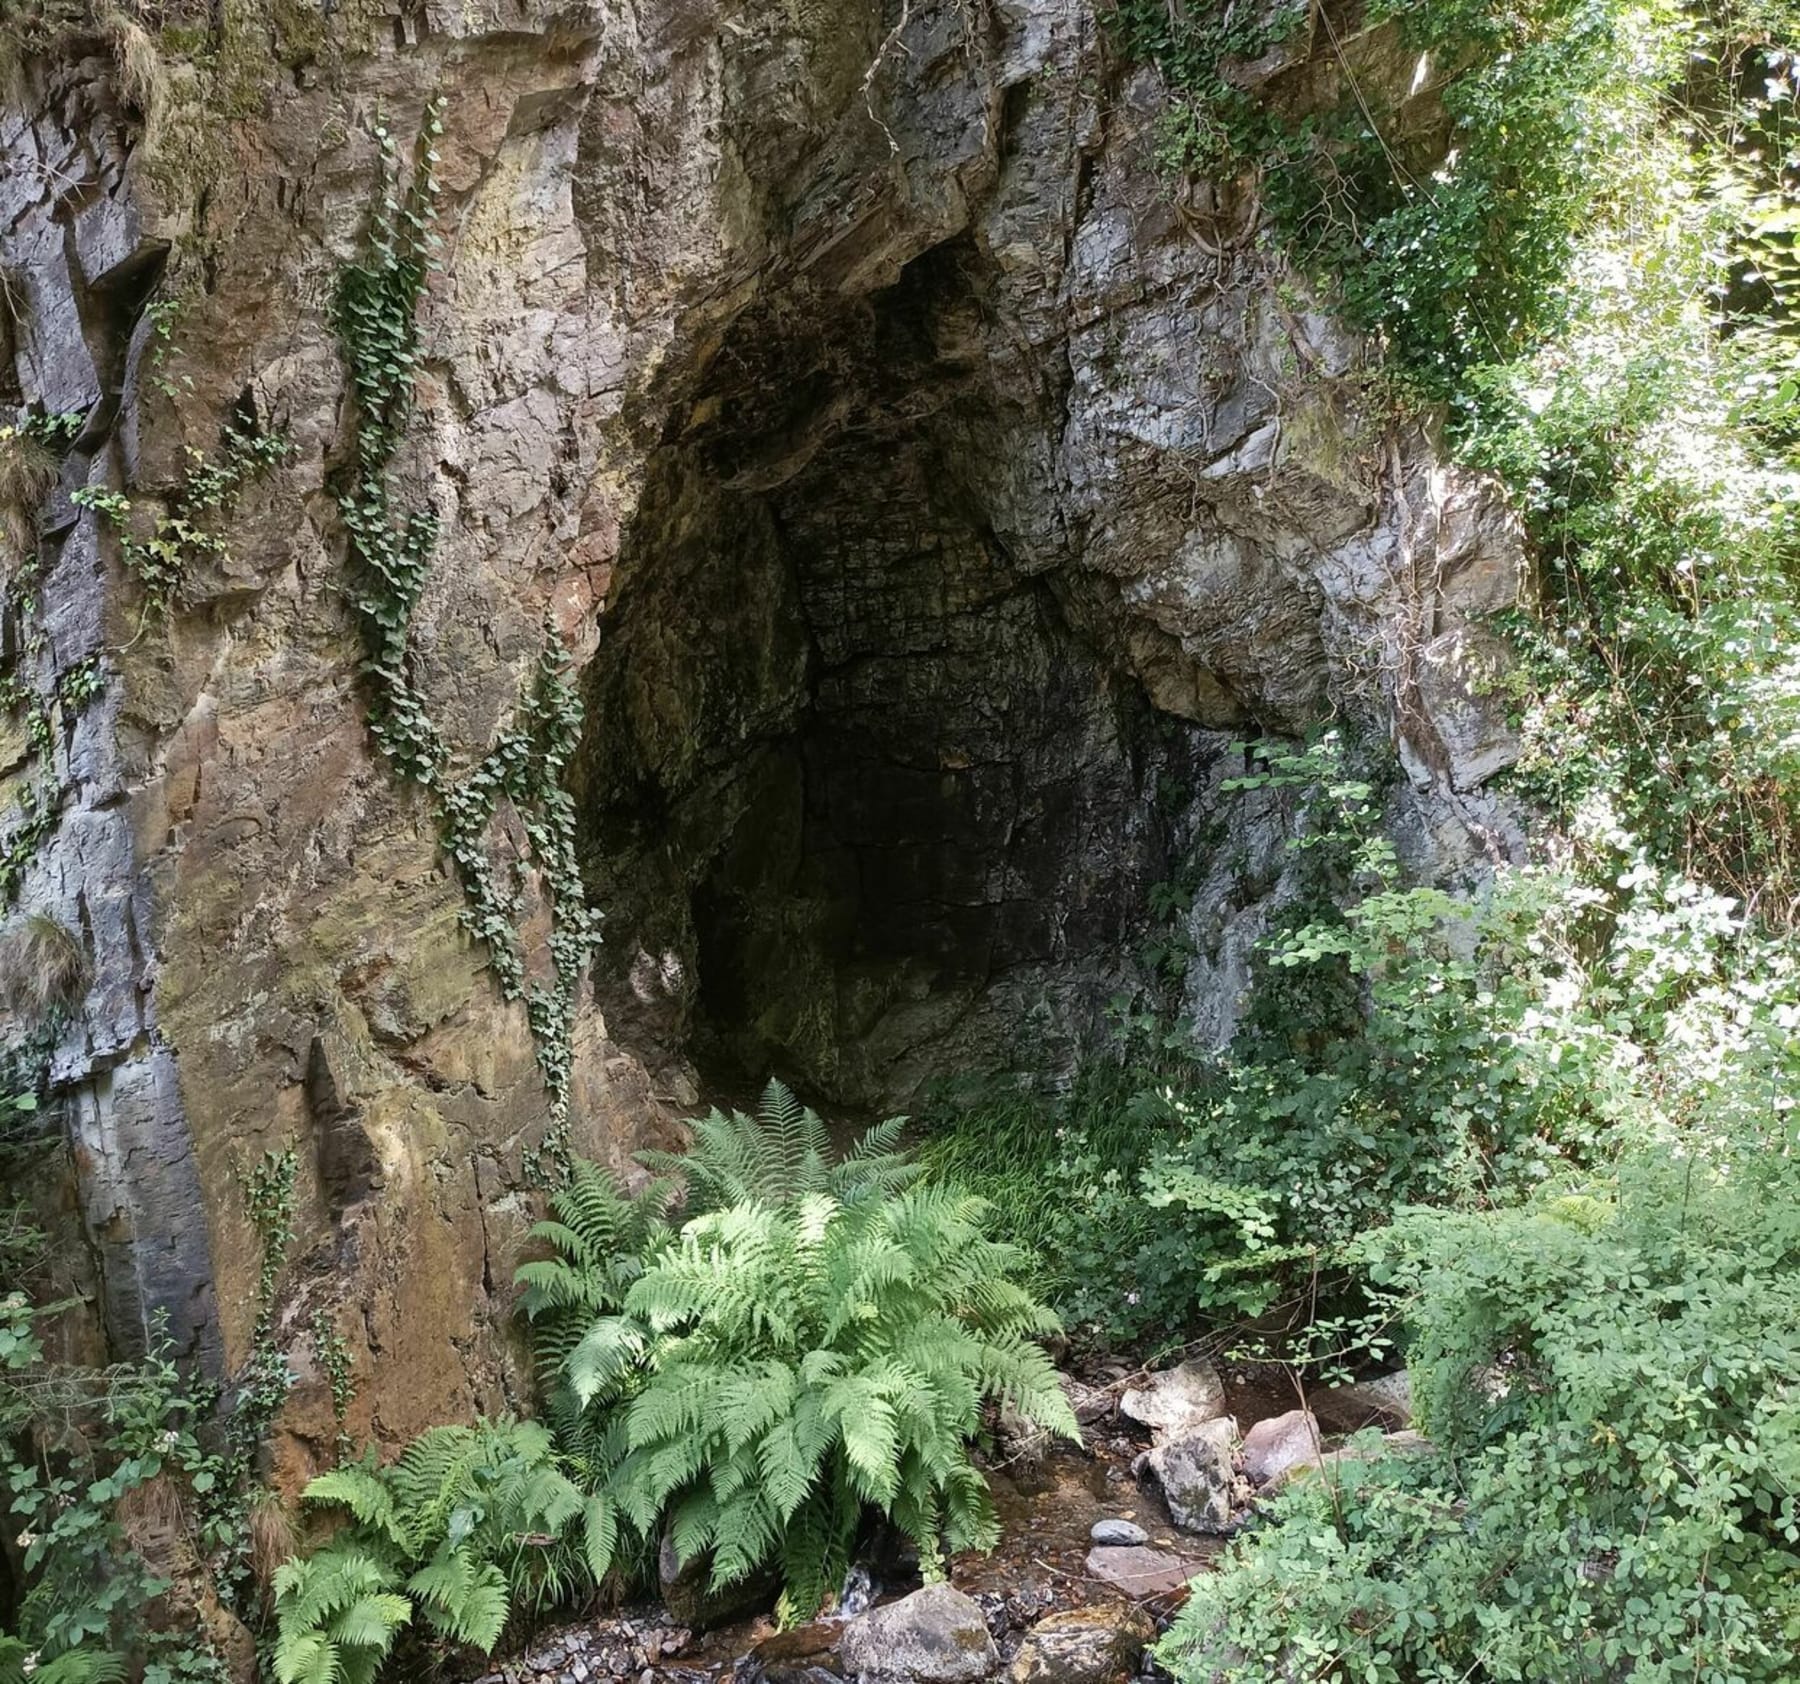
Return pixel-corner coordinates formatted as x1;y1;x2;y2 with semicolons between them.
470;1360;1417;1684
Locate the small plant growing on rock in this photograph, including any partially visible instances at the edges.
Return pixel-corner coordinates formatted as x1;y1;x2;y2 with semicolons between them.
271;1419;592;1684
0;912;89;1025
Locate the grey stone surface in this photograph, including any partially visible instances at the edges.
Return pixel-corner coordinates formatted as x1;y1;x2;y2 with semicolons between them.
1137;1417;1240;1535
839;1584;1000;1684
1083;1545;1208;1598
657;1527;777;1633
1314;1370;1414;1434
1;0;1526;1454
1063;1377;1114;1426
1239;1409;1323;1488
1089;1518;1148;1547
1007;1602;1157;1684
1120;1360;1229;1441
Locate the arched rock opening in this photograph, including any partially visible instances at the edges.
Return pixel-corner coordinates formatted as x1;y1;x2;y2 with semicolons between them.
571;243;1214;1109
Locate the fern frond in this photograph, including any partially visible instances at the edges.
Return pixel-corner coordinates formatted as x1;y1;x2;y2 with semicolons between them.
708;1488;780;1590
270;1630;333;1684
326;1592;414;1654
302;1465;404;1546
427;1561;509;1653
566;1315;649;1406
405;1545;472;1611
582;1490;620;1581
30;1652;129;1684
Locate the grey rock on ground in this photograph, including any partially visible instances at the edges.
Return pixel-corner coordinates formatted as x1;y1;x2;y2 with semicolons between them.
1007;1603;1158;1684
1063;1377;1115;1426
1118;1361;1228;1441
1239;1409;1323;1487
1268;1427;1435;1493
1089;1519;1149;1547
1083;1545;1209;1599
660;1529;776;1631
1313;1370;1413;1434
1136;1417;1239;1534
838;1584;1000;1684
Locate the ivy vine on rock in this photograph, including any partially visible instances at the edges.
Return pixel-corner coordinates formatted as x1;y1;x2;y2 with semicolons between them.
71;420;288;620
331;102;600;1166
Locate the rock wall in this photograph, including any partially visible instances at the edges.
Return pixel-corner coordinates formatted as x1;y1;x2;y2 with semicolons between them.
0;0;1520;1464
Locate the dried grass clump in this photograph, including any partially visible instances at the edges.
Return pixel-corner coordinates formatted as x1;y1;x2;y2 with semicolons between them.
0;430;57;530
247;1486;299;1600
0;913;91;1024
97;4;168;145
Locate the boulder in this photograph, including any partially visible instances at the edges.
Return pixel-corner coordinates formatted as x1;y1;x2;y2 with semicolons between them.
1062;1376;1114;1426
658;1528;776;1631
1313;1370;1413;1434
1119;1359;1227;1440
1007;1603;1158;1684
1089;1518;1149;1547
1137;1417;1238;1534
999;1398;1052;1465
1239;1409;1323;1487
1083;1545;1208;1598
838;1583;1000;1684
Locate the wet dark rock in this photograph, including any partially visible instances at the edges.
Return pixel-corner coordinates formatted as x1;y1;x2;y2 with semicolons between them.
1313;1370;1413;1434
1063;1378;1114;1427
660;1528;779;1631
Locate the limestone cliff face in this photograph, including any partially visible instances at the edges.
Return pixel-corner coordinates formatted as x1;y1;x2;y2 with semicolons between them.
0;0;1520;1470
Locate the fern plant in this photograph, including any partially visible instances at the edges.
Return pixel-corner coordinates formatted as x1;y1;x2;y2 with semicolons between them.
514;1163;674;1542
0;1638;126;1684
526;1090;1076;1623
271;1419;597;1684
638;1080;919;1213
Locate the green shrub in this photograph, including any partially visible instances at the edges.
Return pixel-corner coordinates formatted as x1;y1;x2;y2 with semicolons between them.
924;736;1629;1350
914;1068;1165;1336
522;1082;1077;1623
1159;1132;1800;1683
0;1210;228;1684
1108;0;1659;402
271;1419;594;1684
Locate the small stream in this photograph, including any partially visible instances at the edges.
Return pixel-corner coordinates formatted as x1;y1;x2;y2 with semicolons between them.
471;1362;1310;1684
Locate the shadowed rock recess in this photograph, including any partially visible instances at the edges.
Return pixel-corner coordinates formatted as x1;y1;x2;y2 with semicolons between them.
574;245;1214;1108
0;0;1522;1458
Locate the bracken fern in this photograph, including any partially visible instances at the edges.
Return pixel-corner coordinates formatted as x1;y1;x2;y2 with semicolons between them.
272;1419;595;1684
525;1089;1075;1623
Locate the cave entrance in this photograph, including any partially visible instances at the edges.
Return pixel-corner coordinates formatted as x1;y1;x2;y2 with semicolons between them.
572;246;1200;1110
